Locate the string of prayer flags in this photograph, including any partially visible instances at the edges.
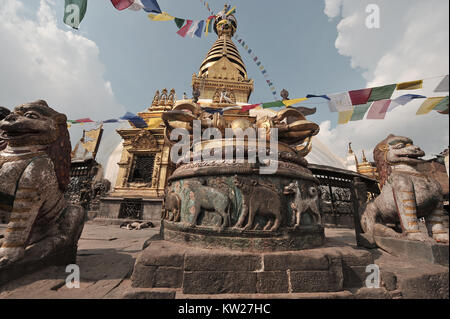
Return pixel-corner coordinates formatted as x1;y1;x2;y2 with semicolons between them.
368;84;396;102
366;100;392;119
434;75;449;92
349;88;372;105
111;0;133;10
327;92;353;112
338;110;354;124
64;0;88;29
416;97;447;115
204;16;215;37
148;12;175;21
350;103;372;121
186;20;203;38
396;80;423;90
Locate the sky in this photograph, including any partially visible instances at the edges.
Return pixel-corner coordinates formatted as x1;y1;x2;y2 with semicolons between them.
0;0;448;167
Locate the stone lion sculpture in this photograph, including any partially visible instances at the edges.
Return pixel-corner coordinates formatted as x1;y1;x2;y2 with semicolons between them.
360;134;448;243
0;100;85;270
0;106;10;151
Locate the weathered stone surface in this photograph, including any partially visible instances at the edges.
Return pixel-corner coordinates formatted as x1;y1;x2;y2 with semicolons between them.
154;267;183;288
123;288;176;299
374;236;449;266
263;250;329;271
257;271;289;294
183;271;257;294
130;264;156;288
353;287;392;299
381;271;397;291
343;265;367;288
137;241;186;267
290;270;342;293
184;251;262;272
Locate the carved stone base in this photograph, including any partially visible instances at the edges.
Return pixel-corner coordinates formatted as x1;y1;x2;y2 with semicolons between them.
373;236;449;266
162;220;325;252
129;239;374;295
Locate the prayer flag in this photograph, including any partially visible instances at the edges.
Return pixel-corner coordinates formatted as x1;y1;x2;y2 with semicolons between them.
120;112;148;128
76;118;94;123
174;18;185;29
433;96;449;112
396;80;423;90
306;94;330;101
416;97;446;115
338;110;354;124
349;88;372;105
368;84;396;102
282;98;308;107
194;20;205;38
103;119;119;123
111;0;133;10
328;92;353;112
64;0;88;29
187;20;200;38
366;100;391;119
240;104;261;112
141;0;162;13
128;0;145;11
262;101;284;109
177;20;193;37
148;12;174;21
350;103;372;121
389;94;426;111
434;75;449;92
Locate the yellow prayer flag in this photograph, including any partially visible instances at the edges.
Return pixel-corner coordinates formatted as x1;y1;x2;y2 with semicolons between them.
338;110;354;124
396;80;423;90
148;12;175;21
282;98;308;107
416;97;446;115
205;19;210;37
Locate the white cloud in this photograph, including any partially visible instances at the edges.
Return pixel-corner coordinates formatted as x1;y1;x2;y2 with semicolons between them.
0;0;126;166
319;0;449;161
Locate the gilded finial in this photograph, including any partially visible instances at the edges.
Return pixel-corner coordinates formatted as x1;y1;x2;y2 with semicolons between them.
362;150;368;162
348;142;354;154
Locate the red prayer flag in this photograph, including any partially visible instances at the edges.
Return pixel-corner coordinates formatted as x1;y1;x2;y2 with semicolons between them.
111;0;134;10
240;104;261;112
76;118;94;123
177;20;193;37
349;88;372;105
366;100;391;119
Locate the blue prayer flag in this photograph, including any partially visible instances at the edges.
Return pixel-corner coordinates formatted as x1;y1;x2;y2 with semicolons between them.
141;0;162;13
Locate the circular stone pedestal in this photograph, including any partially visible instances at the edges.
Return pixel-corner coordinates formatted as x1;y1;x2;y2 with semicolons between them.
161;140;325;251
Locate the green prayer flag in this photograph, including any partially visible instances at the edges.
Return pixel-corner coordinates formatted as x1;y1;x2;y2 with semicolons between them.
174;18;185;29
262;101;284;109
350;103;372;121
434;96;449;111
64;0;88;29
368;84;396;102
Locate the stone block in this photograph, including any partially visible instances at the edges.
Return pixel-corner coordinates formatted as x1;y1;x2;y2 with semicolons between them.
138;241;186;267
263;251;329;271
130;264;156;288
343;265;367;288
257;271;289;294
290;270;342;293
183;271;257;294
184;251;262;272
154;267;183;288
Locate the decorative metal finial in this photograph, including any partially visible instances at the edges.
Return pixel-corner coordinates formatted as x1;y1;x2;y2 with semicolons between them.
280;89;289;101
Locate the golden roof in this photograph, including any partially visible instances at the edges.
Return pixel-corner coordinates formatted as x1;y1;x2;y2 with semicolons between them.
198;9;247;80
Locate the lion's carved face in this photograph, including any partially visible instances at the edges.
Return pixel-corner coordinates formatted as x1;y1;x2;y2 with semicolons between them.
384;136;425;166
0;101;66;147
